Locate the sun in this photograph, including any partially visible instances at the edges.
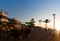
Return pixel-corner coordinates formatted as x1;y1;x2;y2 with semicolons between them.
55;23;60;31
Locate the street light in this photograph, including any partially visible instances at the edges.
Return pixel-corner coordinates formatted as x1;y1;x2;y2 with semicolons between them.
53;14;55;30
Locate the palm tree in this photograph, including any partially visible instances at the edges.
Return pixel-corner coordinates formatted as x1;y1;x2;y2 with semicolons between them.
25;18;35;27
43;19;50;30
30;18;35;27
39;20;42;27
25;22;29;25
30;18;35;23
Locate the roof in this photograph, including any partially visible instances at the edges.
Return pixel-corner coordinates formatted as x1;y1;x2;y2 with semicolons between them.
0;10;8;14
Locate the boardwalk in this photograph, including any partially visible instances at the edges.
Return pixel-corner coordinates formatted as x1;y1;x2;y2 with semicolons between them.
0;27;60;41
18;27;56;41
20;28;60;41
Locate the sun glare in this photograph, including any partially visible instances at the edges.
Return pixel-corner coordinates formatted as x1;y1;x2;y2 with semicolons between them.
55;23;60;31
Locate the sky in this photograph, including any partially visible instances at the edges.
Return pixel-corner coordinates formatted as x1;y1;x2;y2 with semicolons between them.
0;0;60;29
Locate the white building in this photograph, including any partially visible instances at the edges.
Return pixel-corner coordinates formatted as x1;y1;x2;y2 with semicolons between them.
0;11;8;22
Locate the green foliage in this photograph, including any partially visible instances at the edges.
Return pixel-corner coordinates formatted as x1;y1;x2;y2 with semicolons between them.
25;18;35;27
43;19;50;23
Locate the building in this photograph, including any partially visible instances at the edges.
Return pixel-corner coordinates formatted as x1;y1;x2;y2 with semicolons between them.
0;10;22;30
0;11;8;22
8;18;22;29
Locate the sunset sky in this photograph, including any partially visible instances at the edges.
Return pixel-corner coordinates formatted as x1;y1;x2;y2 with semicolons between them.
0;0;60;29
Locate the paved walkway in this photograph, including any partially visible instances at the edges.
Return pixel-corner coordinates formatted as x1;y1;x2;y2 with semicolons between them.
0;28;60;41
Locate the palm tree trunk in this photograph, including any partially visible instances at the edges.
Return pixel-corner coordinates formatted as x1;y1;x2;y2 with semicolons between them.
46;23;47;30
39;22;41;27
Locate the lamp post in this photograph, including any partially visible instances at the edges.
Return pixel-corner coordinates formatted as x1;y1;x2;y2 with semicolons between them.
53;14;55;31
